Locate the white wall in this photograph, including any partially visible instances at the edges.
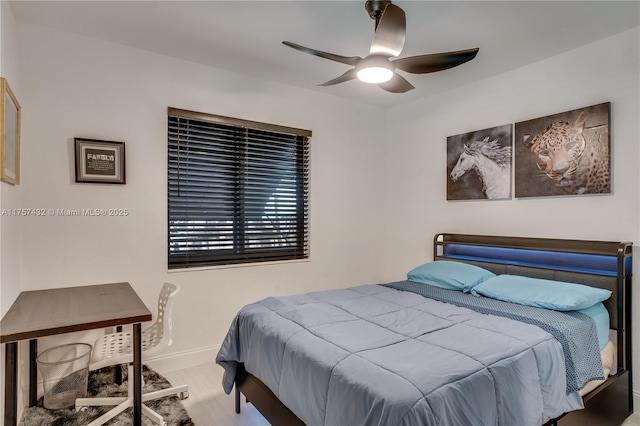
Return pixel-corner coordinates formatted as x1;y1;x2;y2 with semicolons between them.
15;21;388;366
381;27;640;407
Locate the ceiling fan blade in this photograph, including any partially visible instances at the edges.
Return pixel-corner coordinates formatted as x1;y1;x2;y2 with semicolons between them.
378;72;414;93
283;41;361;66
394;48;479;74
370;4;406;57
319;69;358;86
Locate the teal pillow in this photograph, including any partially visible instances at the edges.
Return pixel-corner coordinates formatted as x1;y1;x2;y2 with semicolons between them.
407;261;495;292
471;275;612;311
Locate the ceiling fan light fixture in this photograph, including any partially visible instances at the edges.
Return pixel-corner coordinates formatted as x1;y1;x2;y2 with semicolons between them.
356;55;394;83
357;66;393;83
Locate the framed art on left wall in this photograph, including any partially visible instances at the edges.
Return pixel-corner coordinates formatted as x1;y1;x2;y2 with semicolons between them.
75;138;126;184
1;78;21;185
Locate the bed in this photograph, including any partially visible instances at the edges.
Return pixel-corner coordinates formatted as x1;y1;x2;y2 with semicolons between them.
216;233;633;426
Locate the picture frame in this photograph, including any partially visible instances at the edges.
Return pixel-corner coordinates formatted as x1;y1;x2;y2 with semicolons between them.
1;78;21;185
74;138;126;184
447;123;512;200
514;102;610;198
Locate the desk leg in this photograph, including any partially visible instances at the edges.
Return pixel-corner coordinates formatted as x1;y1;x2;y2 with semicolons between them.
115;326;123;385
29;339;37;406
4;342;18;426
133;323;142;426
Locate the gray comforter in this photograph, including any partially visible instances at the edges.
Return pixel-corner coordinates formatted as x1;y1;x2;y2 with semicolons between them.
216;284;585;426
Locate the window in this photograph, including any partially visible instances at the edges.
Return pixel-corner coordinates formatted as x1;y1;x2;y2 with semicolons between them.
168;108;311;269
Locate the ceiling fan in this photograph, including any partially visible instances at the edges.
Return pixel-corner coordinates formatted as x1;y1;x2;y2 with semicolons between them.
283;0;479;93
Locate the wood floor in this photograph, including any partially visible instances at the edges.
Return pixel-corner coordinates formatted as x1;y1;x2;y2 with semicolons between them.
163;362;640;426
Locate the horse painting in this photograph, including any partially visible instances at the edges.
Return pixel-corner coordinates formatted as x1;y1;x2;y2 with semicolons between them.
449;137;511;199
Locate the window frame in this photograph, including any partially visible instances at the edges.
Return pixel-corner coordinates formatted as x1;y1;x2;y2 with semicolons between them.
167;107;311;269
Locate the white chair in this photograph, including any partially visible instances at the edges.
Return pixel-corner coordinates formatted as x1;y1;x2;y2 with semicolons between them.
75;283;189;426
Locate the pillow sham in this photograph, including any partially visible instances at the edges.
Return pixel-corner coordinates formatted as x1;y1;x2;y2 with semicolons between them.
471;274;612;311
406;260;495;292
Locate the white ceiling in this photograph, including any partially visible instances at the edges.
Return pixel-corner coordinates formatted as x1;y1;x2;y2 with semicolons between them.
10;1;640;108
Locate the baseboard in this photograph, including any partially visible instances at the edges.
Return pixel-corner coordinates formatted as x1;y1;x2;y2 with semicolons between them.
144;344;220;374
634;389;640;414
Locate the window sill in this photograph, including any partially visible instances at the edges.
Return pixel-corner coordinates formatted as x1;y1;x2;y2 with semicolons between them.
167;257;310;273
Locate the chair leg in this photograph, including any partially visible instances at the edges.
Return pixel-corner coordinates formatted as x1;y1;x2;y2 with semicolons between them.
142;384;189;402
75;396;127;410
235;385;241;414
142;404;166;426
85;399;132;426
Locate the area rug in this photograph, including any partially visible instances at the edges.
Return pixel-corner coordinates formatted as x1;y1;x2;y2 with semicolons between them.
20;364;194;426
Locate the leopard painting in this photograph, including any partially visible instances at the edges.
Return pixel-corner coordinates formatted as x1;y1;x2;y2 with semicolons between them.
523;111;610;195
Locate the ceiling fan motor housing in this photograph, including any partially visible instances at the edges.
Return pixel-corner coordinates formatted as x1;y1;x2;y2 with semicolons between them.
365;0;393;24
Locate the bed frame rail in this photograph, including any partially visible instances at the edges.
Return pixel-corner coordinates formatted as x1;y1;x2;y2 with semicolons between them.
234;363;304;425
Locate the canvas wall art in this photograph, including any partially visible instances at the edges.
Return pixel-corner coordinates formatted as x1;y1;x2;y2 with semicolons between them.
447;124;512;200
514;102;610;198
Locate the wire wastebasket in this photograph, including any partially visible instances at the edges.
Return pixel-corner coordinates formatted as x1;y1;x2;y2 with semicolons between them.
36;343;92;409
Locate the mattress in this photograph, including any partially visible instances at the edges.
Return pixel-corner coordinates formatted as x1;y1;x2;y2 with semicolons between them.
580;340;615;396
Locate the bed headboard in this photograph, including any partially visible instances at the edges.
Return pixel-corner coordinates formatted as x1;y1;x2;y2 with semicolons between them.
433;233;633;372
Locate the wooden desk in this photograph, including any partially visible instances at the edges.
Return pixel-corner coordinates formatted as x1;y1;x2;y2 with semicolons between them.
0;282;152;426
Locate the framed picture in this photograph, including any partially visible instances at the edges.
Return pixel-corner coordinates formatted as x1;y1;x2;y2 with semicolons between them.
74;138;126;184
447;124;512;200
514;102;610;198
1;78;21;185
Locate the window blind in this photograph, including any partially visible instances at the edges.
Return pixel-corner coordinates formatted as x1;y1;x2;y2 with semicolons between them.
168;108;310;269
